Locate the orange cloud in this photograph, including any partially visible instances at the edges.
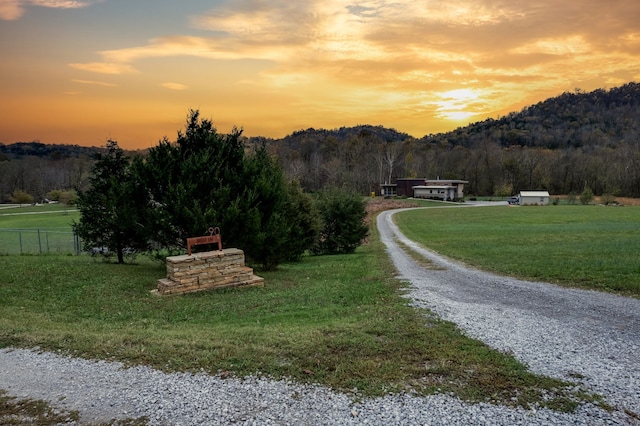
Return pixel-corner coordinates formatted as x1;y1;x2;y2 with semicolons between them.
160;82;187;91
0;0;23;20
72;79;117;87
0;0;92;20
68;62;138;75
3;0;640;145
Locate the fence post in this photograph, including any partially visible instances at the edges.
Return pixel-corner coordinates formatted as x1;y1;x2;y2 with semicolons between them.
19;231;23;254
74;232;80;255
38;229;42;254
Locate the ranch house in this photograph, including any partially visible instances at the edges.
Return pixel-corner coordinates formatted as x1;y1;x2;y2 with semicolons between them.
384;178;468;201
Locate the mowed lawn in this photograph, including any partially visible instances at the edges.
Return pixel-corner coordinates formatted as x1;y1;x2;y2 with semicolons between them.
0;204;78;230
0;205;79;254
394;204;640;296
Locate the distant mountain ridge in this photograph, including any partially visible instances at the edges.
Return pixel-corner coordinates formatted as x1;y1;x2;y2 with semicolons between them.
284;124;412;144
424;82;640;150
3;82;640;197
253;82;640;149
4;82;639;156
0;142;104;160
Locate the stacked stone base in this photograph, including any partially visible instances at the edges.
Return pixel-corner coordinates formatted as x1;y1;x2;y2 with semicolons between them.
156;248;264;295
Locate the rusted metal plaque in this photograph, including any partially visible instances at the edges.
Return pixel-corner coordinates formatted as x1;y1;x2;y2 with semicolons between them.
187;227;222;255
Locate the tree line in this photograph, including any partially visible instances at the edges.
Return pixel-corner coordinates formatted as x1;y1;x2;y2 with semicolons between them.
2;82;640;205
250;82;640;197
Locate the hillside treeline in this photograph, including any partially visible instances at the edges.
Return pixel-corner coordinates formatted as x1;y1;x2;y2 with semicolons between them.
0;143;101;201
2;82;640;202
252;82;640;197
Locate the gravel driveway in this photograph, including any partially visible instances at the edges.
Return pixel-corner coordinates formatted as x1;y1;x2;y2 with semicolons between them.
1;206;638;425
378;207;640;423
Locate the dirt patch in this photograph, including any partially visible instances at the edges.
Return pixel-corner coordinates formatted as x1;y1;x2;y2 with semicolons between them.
363;199;420;245
599;196;640;206
366;198;419;222
555;195;640;206
361;198;420;245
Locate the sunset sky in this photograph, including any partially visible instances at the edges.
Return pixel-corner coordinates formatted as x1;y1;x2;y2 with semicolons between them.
1;0;639;149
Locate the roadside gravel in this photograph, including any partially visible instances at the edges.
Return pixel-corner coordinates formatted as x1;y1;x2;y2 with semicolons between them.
1;205;638;425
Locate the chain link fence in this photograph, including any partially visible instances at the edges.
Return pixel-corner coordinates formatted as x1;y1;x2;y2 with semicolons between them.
0;229;81;255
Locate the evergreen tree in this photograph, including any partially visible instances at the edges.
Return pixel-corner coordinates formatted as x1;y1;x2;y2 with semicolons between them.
281;180;321;262
311;189;369;255
133;110;246;251
73;140;148;264
136;110;318;269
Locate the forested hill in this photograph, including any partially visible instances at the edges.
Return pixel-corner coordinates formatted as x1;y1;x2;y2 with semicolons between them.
284;125;412;145
247;125;413;151
248;83;640;151
255;82;640;197
425;82;640;150
2;82;640;200
0;142;104;160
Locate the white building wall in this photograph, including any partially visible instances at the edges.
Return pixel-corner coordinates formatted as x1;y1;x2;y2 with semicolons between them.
519;191;550;205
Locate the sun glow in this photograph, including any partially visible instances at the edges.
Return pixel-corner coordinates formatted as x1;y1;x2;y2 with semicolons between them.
432;88;483;121
1;0;639;146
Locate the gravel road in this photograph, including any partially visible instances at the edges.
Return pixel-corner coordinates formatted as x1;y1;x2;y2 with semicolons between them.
1;205;638;425
378;206;640;423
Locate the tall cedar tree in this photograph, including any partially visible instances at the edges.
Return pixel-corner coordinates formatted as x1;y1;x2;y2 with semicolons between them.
135;110;319;269
74;140;148;263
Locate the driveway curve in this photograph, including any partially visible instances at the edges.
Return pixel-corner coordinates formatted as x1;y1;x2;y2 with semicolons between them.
377;207;640;420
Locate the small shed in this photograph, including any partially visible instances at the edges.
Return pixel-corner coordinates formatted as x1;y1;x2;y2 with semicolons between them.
519;191;550;206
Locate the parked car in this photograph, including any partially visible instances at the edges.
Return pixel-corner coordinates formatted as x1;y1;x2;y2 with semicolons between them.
508;196;520;205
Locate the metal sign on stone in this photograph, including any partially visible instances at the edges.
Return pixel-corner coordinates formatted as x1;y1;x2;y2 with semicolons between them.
187;227;222;256
157;226;264;295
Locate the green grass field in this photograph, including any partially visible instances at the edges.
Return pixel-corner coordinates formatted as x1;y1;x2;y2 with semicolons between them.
394;204;640;296
0;205;79;255
0;204;78;228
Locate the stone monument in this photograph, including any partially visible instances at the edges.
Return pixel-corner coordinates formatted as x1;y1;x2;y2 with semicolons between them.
155;227;264;295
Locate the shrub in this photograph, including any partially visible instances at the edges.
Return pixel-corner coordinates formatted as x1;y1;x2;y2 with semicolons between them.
580;188;594;205
48;189;78;206
600;193;616;205
311;190;368;255
10;190;34;205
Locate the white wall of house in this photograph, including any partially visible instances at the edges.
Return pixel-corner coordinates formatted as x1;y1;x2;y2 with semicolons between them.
519;191;550;205
413;185;457;201
425;180;467;199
